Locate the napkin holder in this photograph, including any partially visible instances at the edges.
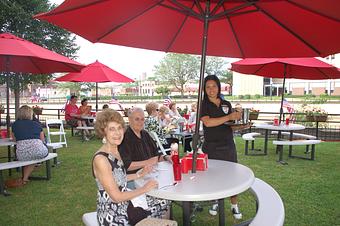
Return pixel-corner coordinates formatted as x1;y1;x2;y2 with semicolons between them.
181;153;208;172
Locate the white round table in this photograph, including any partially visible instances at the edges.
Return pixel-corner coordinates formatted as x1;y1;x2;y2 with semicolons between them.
253;123;306;161
135;160;254;226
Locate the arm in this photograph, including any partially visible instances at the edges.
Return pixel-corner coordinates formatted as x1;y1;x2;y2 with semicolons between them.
201;111;241;127
40;131;45;141
126;165;153;181
127;156;158;171
93;155;157;203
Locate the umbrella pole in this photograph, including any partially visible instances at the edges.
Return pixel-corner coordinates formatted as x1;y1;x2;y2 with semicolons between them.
6;74;10;137
279;64;287;123
96;82;98;112
192;1;210;173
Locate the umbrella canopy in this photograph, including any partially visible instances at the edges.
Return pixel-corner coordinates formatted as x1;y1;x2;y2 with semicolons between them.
35;0;340;58
36;0;340;173
0;33;84;73
231;57;340;121
0;32;85;135
55;60;134;111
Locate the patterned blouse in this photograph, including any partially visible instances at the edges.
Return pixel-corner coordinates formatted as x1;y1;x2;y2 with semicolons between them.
144;116;167;145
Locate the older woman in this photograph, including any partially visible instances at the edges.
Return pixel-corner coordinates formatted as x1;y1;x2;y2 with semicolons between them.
144;103;178;150
11;105;48;185
158;106;171;128
93;109;162;225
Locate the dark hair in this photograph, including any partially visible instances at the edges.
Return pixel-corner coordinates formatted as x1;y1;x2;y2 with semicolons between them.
81;98;88;105
70;95;77;100
102;104;109;109
203;75;221;99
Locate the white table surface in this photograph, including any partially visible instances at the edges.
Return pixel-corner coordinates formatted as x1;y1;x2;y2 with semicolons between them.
135;159;255;202
0;138;16;146
80;115;96;120
254;123;305;131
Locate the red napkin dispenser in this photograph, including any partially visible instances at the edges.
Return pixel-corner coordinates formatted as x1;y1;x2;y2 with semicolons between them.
181;153;208;171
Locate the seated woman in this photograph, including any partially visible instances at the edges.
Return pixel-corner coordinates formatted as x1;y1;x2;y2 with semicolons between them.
168;102;182;119
78;98;92;116
93;109;168;225
78;98;93;126
145;103;178;150
11;105;49;185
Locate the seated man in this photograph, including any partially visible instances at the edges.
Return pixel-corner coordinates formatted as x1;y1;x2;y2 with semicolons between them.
118;107;171;189
65;95;90;140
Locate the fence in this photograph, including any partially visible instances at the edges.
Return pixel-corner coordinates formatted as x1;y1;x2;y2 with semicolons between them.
1;108;339;141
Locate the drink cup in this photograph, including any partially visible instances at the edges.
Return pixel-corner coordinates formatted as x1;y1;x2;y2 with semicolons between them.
173;163;182;181
181;158;189;174
171;154;179;164
285;118;290;125
273;118;279;126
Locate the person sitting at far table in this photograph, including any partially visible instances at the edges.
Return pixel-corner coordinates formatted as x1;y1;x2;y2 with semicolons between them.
65;95;91;140
10;105;49;186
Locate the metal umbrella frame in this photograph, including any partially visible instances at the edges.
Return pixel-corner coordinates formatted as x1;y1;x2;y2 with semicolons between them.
36;0;340;172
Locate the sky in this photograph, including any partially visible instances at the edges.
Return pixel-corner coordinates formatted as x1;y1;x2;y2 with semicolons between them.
49;0;165;82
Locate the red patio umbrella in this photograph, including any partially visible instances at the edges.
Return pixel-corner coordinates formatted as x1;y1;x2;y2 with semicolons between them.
231;57;340;122
36;0;340;172
0;32;85;134
55;60;134;111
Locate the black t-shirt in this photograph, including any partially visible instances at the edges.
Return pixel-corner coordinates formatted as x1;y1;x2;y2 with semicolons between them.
200;97;234;143
118;126;160;174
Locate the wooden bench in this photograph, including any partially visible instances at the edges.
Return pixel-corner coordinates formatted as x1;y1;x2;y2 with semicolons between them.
249;178;285;226
242;133;265;156
82;211;177;226
273;140;321;163
0;153;58;196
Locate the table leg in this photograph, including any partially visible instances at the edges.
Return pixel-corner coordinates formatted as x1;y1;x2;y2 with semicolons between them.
264;130;268;155
182;201;191;226
218;199;225;226
7;145;11;176
288;131;293;157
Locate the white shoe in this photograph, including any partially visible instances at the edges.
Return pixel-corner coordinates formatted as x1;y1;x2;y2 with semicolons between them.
208;203;218;216
231;206;242;220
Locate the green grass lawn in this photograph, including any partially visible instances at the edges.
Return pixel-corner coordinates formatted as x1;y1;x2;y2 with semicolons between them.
0;132;339;226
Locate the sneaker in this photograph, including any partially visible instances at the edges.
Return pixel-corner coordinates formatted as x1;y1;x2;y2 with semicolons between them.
84;136;90;141
231;206;242;220
208;203;218;216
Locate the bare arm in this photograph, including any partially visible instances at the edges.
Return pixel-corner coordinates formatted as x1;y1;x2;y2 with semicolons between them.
93;155;157;203
127;156;158;171
40;131;45;141
201;111;242;127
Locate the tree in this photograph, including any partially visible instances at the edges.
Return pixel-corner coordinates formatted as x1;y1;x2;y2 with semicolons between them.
154;53;200;96
155;86;170;97
0;0;79;111
205;56;228;77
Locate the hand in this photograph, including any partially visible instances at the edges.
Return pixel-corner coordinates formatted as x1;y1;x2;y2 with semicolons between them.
229;111;242;121
164;155;173;164
143;179;158;192
140;165;153;177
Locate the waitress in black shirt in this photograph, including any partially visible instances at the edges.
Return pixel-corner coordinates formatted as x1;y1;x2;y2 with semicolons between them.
200;75;243;220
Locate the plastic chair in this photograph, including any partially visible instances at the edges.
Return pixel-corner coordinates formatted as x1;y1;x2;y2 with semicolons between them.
46;119;67;147
148;131;170;155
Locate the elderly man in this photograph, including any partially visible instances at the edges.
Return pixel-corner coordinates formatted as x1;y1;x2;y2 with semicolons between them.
118;107;171;186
